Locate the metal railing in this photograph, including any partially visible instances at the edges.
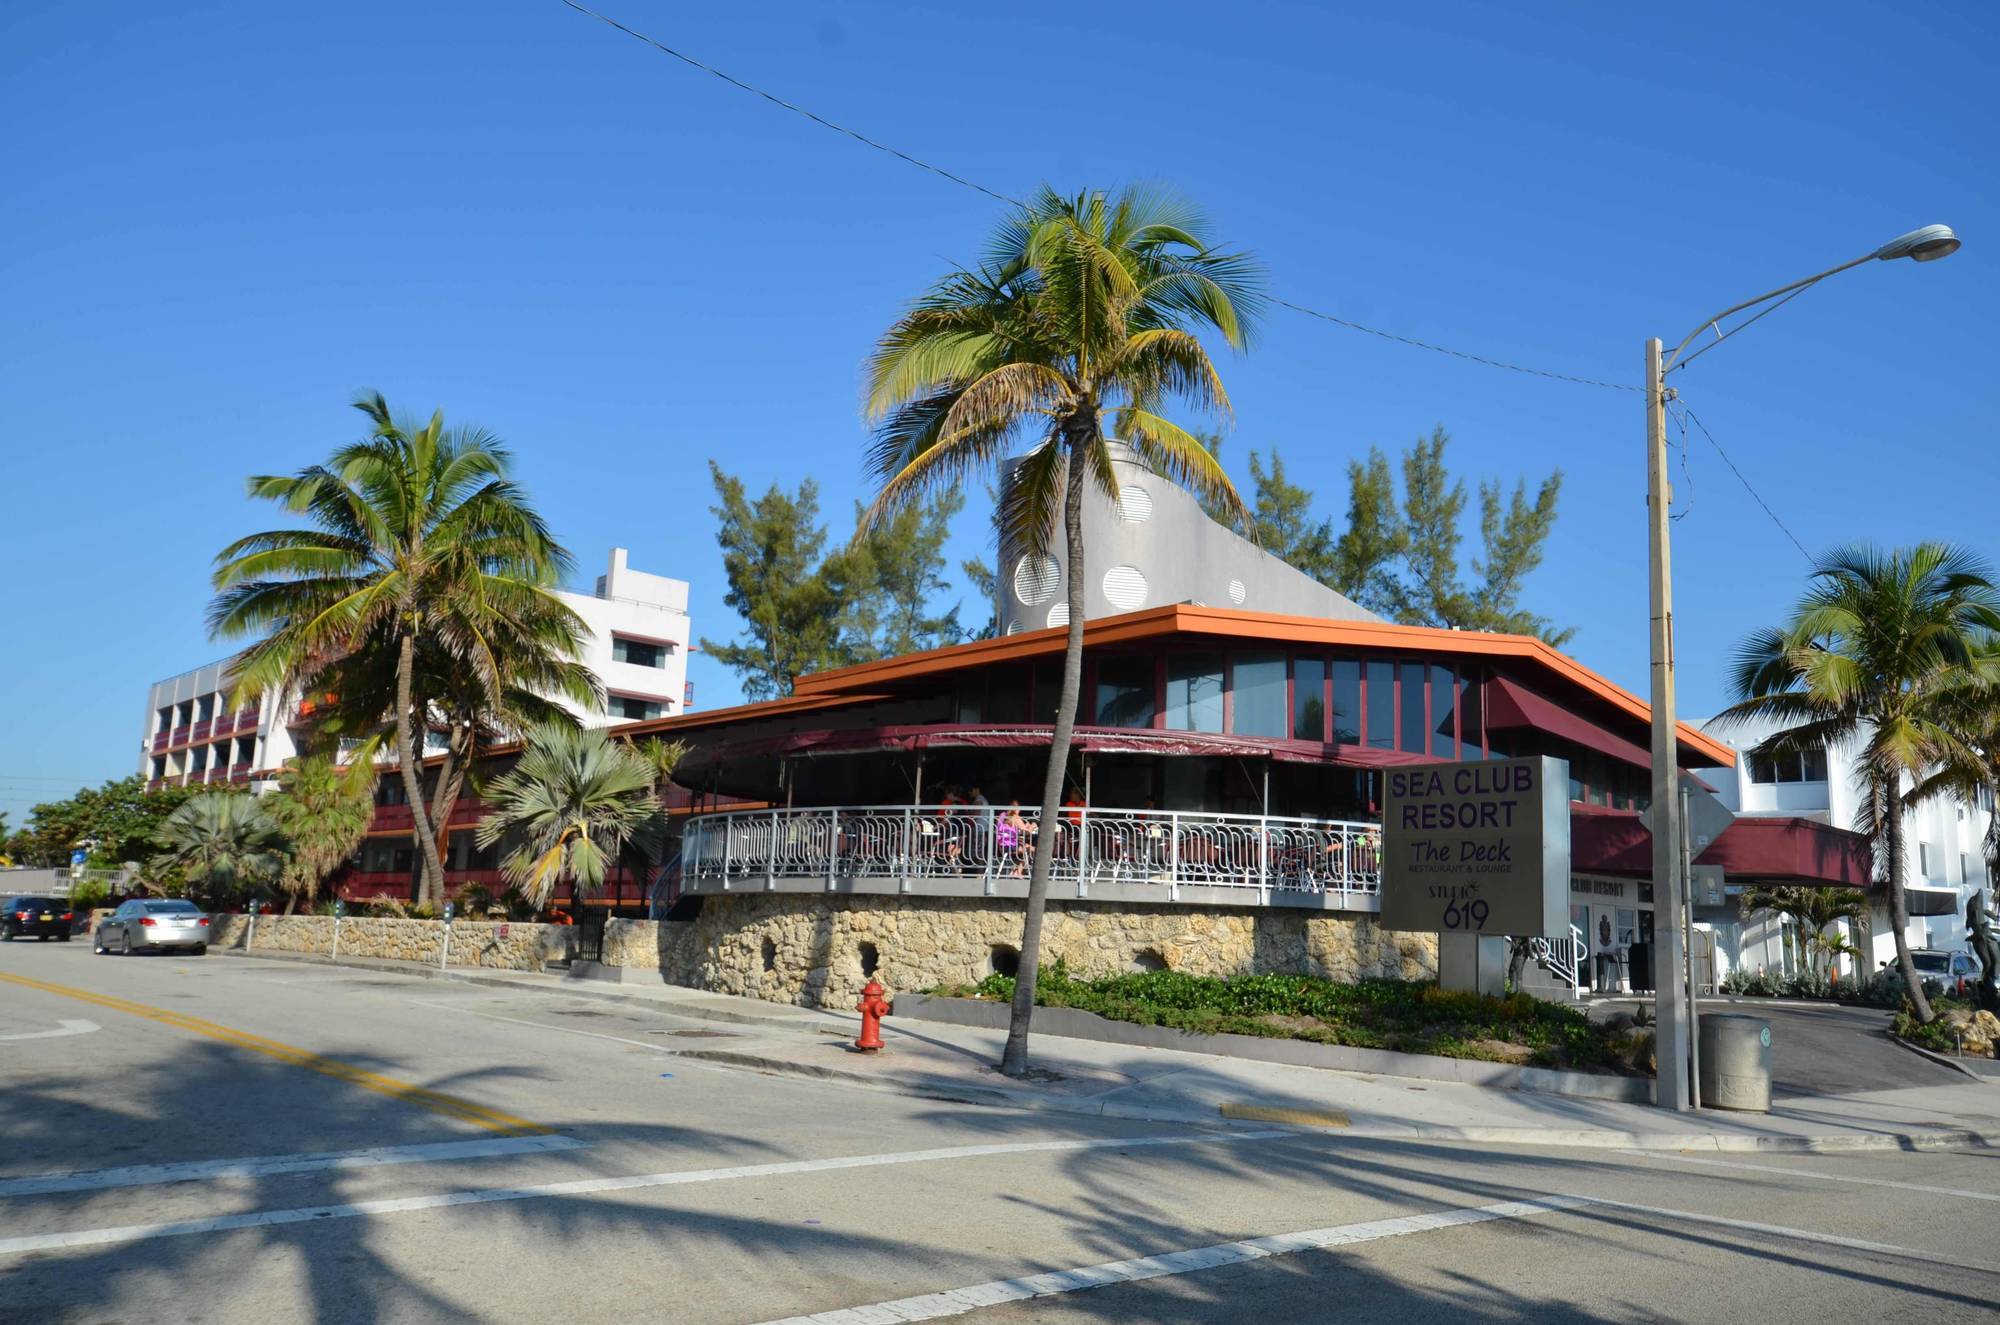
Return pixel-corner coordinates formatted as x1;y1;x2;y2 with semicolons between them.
681;803;1384;904
1528;923;1587;997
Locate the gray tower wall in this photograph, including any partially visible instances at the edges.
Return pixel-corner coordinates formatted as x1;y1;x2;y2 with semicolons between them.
995;446;1380;634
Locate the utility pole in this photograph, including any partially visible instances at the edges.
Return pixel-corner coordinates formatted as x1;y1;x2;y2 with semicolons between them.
1645;336;1691;1112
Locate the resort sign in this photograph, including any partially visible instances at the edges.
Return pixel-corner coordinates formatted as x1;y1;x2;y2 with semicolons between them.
1378;756;1570;937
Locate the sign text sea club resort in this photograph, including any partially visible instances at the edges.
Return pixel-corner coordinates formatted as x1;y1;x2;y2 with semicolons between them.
315;448;1886;1009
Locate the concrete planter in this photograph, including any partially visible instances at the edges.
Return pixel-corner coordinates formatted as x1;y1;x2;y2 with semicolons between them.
895;993;1654;1103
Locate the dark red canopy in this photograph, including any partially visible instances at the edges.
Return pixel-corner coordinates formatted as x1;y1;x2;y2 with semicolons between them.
1571;805;1874;886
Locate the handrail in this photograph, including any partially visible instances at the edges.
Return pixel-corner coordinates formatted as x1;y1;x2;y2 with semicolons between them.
681;803;1386;903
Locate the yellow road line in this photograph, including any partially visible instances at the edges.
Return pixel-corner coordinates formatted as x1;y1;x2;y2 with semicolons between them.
0;971;550;1137
1219;1102;1350;1128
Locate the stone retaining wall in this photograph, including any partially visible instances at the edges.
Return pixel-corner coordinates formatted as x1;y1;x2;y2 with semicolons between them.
604;896;1436;1011
210;914;574;970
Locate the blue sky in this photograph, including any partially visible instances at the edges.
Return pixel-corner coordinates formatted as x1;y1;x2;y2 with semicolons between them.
2;1;1993;826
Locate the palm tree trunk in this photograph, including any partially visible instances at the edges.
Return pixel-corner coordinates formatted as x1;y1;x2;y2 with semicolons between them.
1883;781;1933;1022
394;629;447;908
427;723;470;891
1001;446;1089;1078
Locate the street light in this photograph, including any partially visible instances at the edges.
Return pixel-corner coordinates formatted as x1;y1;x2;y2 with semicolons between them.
1644;224;1960;1113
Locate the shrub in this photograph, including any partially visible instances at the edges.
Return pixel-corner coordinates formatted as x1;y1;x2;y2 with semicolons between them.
941;963;1639;1071
67;878;111;912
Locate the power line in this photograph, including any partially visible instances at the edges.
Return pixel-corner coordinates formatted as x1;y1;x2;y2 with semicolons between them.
1676;401;1813;562
1273;298;1637;392
559;1;1638;394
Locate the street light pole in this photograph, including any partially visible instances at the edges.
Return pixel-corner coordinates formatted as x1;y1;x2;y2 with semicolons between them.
1643;223;1960;1114
1644;336;1690;1111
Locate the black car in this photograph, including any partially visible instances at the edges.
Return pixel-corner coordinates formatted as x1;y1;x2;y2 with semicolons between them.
1;896;74;941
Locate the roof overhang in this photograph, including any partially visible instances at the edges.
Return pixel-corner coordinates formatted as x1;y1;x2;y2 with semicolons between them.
778;605;1733;767
1571;807;1875;887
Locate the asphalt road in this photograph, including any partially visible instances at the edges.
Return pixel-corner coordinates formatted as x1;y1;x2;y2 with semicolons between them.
4;942;1999;1324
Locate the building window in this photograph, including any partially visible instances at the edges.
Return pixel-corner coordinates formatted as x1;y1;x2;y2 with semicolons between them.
1230;650;1287;738
190;747;208;773
1095;656;1157;728
609;695;665;721
1458;669;1483;758
156;706;173;735
1331;660;1361;744
196;694;216;722
1430;665;1457;759
1164;653;1223;733
151;756;166;780
1292;658;1325;741
1031;662;1062;725
1398;662;1427;753
1365;661;1395;750
1749;746;1829;784
612;636;669;669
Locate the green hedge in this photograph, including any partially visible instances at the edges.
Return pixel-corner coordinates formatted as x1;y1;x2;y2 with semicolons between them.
934;962;1639;1070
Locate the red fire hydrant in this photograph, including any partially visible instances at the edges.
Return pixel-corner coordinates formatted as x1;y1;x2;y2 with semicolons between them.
855;978;891;1052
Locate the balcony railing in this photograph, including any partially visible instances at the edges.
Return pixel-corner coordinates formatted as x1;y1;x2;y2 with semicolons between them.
682;804;1384;906
191;719;213;742
151;732;170;753
171;726;192;747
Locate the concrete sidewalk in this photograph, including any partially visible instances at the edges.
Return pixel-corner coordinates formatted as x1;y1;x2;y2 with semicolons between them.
218;948;2000;1153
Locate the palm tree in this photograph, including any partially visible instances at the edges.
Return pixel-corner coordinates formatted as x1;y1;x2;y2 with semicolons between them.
149;793;289;902
209;393;587;906
1738;884;1867;978
1912;632;2000;901
297;617;599;894
863;186;1260;1076
475;722;663;910
264;754;378;911
1716;544;2000;1022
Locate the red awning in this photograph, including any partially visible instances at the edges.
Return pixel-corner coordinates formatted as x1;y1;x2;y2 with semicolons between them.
1571;806;1875;887
1486;675;1653;769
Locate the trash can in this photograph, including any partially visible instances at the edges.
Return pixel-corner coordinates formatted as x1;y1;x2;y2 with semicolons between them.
1699;1014;1772;1112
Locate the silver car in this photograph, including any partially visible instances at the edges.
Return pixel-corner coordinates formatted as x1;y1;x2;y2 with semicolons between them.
94;899;211;956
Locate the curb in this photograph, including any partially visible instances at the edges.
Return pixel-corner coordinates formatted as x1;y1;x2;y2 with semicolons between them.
662;1047;2000;1154
212;946;849;1034
1891;1034;1995;1083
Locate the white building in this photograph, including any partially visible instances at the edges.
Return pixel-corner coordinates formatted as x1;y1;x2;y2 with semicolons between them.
1698;711;1991;977
140;547;690;787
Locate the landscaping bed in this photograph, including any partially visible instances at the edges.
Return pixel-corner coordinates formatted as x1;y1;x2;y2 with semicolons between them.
929;963;1649;1074
1895;1000;2000;1060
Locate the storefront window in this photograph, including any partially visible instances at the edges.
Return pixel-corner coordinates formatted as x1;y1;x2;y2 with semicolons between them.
1365;661;1395;750
1458;669;1483;757
1095;656;1156;728
1232;650;1287;738
1293;658;1326;741
1165;653;1223;733
1398;662;1427;753
1430;665;1457;758
1332;660;1361;744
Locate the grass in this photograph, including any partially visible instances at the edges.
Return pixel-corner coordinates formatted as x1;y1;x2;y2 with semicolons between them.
928;962;1646;1072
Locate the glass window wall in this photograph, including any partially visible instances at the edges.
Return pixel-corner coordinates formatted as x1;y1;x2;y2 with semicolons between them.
1095;657;1157;728
1332;660;1361;744
1398;662;1427;752
1365;661;1395;749
1292;658;1326;741
1232;651;1288;737
1164;653;1223;733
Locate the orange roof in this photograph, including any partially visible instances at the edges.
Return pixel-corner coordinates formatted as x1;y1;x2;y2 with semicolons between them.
787;604;1735;766
614;689;887;739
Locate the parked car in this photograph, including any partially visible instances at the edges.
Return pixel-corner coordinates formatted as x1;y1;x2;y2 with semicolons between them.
1909;948;1982;998
93;899;211;956
0;896;74;941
